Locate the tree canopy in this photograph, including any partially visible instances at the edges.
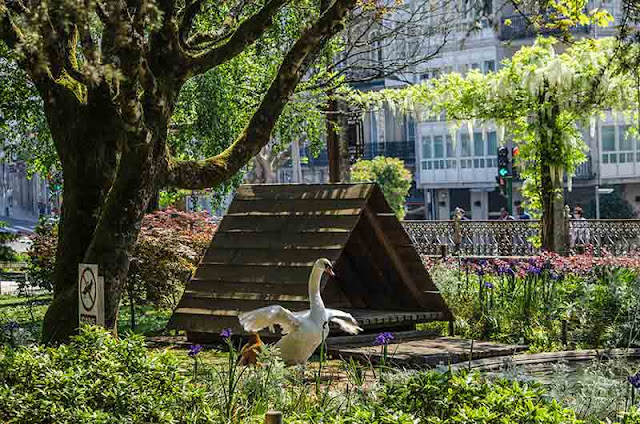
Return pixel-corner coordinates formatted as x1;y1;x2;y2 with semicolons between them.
0;0;373;343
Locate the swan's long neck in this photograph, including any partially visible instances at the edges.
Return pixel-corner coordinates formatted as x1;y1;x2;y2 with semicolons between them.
309;265;326;319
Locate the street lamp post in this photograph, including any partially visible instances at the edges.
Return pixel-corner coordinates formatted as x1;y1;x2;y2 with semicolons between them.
595;185;600;219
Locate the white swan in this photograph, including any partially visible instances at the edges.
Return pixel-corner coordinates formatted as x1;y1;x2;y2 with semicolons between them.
238;258;363;365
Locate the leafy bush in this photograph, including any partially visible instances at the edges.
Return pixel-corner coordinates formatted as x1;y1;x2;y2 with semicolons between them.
379;371;582;424
287;370;583;424
0;326;215;423
350;156;412;219
27;209;216;307
0;221;18;262
3;325;637;424
27;217;57;291
584;191;637;219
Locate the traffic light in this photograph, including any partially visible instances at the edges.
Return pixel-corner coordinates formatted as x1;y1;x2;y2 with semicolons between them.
496;175;507;197
498;146;510;177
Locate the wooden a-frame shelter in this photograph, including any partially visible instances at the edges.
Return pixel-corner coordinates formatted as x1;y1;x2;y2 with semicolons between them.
169;183;452;340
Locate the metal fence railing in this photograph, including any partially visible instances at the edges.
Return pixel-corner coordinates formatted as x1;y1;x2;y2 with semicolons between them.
402;219;640;257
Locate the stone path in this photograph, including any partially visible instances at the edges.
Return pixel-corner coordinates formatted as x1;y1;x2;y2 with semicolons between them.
328;331;527;367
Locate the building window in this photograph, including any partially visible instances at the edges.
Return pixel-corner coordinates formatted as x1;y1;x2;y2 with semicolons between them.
484;60;496;73
620;125;633;151
602;125;615;151
487;131;497;153
487;131;497;167
422;135;432;159
371;111;378;145
446;135;455;157
473;132;484;157
602;125;616;164
461;133;471;157
407;115;416;143
434;135;444;158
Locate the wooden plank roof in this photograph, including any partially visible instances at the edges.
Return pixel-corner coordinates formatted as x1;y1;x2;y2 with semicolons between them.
169;183;452;336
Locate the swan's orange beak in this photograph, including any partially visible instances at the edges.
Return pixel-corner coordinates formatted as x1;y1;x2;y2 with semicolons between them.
325;266;336;278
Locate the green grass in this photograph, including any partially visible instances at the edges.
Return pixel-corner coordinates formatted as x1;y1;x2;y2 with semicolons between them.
0;293;51;307
1;293;174;343
117;304;173;335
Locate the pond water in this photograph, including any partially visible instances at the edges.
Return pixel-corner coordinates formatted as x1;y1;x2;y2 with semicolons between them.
486;356;640;421
490;357;640;384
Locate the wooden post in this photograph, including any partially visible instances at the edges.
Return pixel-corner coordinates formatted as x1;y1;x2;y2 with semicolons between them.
561;320;568;346
448;320;455;337
453;209;462;253
563;205;571;255
327;98;341;183
265;410;283;424
440;244;448;258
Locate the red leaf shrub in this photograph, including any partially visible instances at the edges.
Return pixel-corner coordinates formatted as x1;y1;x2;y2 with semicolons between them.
28;209;216;307
129;209;216;306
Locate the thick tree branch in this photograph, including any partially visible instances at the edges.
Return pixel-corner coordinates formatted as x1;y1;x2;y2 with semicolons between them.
96;2;109;24
179;0;204;46
185;0;250;48
165;0;357;189
187;0;290;75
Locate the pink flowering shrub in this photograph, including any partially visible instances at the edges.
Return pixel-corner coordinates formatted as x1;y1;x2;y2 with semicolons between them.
428;253;640;351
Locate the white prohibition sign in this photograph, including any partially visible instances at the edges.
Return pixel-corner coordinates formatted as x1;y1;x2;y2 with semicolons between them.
80;267;97;312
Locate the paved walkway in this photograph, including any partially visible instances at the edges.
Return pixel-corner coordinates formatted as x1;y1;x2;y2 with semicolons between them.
329;332;527;367
0;280;19;295
2;214;39;234
147;331;526;368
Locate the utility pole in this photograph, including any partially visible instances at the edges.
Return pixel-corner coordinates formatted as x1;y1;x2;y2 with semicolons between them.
326;98;341;183
506;176;513;215
595;184;600;219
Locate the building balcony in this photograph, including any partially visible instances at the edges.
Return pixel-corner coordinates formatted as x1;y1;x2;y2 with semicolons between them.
498;14;590;41
574;155;594;180
363;140;416;167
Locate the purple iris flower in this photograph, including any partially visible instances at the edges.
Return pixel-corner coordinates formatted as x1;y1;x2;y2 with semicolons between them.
529;266;542;275
497;266;513;276
476;268;485;276
3;321;19;331
220;328;233;339
628;372;640;389
484;281;493;289
550;272;561;280
188;344;203;358
479;260;488;267
375;332;395;346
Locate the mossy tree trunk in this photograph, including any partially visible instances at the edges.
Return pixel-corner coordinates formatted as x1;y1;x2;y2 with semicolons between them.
538;96;568;255
1;0;358;344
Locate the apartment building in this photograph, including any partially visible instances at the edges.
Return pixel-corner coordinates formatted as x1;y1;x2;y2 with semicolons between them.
352;0;639;219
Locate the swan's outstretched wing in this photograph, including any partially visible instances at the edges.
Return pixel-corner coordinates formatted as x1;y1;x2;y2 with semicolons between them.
238;305;301;335
326;309;363;335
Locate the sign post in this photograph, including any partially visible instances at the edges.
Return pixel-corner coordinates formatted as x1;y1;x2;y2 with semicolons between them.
78;264;104;326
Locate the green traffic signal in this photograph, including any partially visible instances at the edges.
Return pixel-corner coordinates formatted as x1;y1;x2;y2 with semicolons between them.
498;167;509;177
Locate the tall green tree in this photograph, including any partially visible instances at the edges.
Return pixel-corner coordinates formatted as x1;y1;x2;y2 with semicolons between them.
350;156;411;219
0;0;373;343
